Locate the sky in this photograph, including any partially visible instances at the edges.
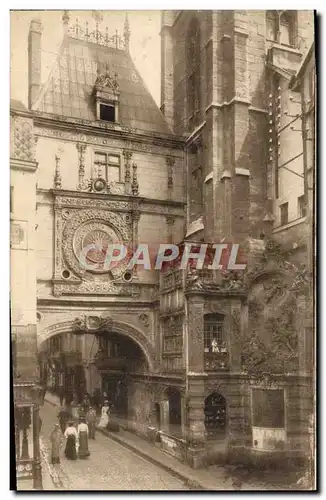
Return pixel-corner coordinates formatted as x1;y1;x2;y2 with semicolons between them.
10;10;162;107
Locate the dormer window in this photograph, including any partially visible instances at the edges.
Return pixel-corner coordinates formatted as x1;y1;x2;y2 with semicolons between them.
94;65;120;123
100;103;115;122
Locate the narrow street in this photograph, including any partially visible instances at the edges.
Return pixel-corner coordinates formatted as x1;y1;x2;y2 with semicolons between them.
39;402;189;490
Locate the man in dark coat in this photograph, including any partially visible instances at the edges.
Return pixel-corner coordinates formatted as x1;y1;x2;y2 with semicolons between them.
57;406;70;434
86;406;97;440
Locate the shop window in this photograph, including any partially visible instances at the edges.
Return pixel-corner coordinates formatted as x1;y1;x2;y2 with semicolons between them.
252;389;285;428
280;202;289;226
204;314;224;353
204;392;227;439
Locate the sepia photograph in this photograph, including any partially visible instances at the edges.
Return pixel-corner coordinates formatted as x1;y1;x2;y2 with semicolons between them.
10;8;316;491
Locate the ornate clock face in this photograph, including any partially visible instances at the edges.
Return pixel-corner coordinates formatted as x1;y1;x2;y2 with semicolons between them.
73;221;123;275
82;230;112;265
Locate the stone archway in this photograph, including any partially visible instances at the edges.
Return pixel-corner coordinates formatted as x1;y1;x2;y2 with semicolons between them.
38;316;156;373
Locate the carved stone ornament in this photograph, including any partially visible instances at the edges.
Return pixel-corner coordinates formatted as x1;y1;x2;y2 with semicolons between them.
72;314;113;334
77;176;125;195
55;195;132;212
139;313;150;327
94;69;119;92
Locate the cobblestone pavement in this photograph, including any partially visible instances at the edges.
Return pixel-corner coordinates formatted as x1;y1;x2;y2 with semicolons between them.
40;402;189;491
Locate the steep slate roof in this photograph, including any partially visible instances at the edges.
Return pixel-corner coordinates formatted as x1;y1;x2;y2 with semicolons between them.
34;37;173;135
10;99;29;113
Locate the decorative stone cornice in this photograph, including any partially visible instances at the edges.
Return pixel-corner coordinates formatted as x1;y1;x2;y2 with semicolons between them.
10;158;38;172
33;113;185;150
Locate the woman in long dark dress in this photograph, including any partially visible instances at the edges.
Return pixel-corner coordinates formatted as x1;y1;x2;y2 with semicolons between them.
64;421;78;460
77;417;90;459
50;424;62;464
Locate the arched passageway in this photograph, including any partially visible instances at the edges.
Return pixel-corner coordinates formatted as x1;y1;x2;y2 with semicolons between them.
38;324;151;415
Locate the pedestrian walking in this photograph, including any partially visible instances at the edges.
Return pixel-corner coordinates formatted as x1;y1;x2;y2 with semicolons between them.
57;406;70;434
58;385;65;406
71;396;80;421
50;424;62;465
64;421;78;460
98;401;110;428
82;395;90;414
86;406;97;440
77;417;90;459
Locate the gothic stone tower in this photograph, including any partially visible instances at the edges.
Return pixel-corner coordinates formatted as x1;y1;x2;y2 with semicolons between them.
160;10;314;469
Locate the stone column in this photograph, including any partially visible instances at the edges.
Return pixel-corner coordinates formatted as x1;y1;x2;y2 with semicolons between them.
186;377;206;468
187;294;205;373
76;142;87;187
185;294;206;467
123;150;132;194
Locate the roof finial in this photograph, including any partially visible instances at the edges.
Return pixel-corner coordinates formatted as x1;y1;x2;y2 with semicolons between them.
124;13;131;52
62;10;70;36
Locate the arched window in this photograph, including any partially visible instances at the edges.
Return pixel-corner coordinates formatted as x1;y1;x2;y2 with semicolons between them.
280;11;296;46
266;10;296;47
186;17;201;129
204;392;227;439
266;11;278;42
